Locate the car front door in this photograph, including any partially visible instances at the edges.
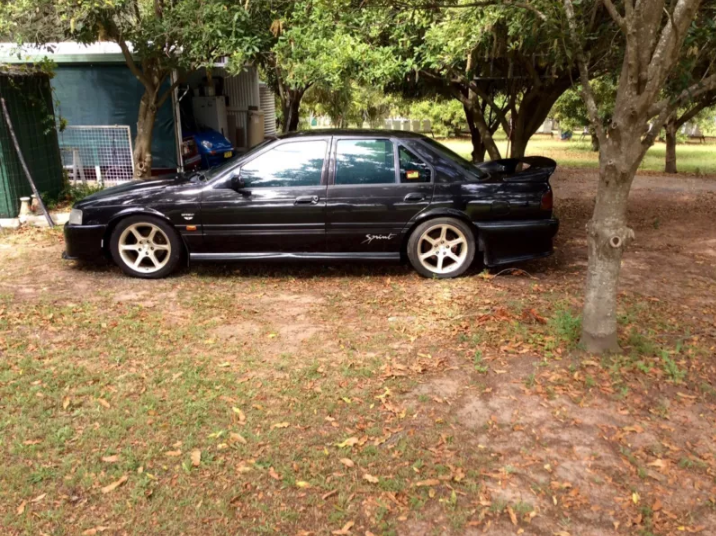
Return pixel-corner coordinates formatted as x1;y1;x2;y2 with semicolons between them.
199;138;329;254
326;137;434;255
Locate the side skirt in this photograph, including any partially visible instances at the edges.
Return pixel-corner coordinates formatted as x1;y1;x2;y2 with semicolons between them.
190;252;401;262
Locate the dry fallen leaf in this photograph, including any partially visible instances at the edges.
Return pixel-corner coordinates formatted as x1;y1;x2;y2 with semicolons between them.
97;398;110;409
232;407;246;424
16;500;26;515
23;439;42;445
340;458;355;468
336;437;359;448
272;422;290;429
101;455;119;463
165;450;182;457
362;474;379;484
415;479;441;487
31;493;46;503
269;467;281;480
62;397;70;410
229;432;247;444
507;506;517;525
647;459;669;470
82;527;109;535
191;449;201;467
322;489;338;500
296;481;311;489
331;521;354;535
101;475;128;494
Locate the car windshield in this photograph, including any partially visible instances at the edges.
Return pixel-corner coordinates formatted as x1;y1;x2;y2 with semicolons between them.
420;138;487;180
199;139;274;181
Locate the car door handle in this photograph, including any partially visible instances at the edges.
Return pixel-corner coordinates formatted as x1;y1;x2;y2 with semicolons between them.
404;193;425;202
295;195;319;205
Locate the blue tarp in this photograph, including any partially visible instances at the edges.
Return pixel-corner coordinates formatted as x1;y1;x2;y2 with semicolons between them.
51;65;177;170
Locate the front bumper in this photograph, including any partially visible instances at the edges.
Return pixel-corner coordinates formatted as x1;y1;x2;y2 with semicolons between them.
63;223;107;260
475;218;559;267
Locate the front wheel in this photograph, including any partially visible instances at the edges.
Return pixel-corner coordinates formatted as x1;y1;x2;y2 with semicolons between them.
407;218;476;279
110;216;182;279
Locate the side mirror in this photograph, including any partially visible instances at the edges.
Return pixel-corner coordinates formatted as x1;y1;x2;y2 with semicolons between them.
230;173;246;190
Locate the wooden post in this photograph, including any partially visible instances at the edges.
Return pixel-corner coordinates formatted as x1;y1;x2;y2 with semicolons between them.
1;97;55;227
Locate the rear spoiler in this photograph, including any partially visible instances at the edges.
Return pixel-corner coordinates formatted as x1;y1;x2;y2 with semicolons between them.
475;156;557;182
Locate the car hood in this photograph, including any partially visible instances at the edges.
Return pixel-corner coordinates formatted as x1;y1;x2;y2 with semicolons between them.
75;174;197;207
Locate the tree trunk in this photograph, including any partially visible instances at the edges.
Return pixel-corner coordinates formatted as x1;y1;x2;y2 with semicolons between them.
134;90;158;179
463;103;487;163
580;139;638;353
470;106;501;161
509;83;571;158
510;136;529;160
281;89;303;133
590;132;599;152
664;119;677;173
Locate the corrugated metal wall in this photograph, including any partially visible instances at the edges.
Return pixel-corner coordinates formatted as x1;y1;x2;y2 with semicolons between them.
222;66;259;110
259;83;277;137
216;66;259;149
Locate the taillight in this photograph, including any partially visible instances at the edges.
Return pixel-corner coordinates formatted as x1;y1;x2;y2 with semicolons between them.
541;190;553;211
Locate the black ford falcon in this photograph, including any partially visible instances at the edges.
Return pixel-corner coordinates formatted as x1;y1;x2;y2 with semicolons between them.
63;130;558;279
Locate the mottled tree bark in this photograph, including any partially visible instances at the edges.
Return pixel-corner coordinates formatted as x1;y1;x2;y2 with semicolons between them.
134;90;158;179
562;0;715;353
664;118;678;173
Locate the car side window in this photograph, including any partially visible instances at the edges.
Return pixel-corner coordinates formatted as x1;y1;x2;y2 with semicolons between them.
334;139;396;185
398;145;431;183
240;140;326;188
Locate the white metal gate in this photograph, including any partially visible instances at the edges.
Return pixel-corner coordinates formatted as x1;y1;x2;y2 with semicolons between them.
58;125;134;184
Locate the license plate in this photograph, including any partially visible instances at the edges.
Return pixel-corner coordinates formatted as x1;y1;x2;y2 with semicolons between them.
224;151;233;158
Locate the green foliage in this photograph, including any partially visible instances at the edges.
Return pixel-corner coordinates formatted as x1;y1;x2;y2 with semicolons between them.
553;78;617;131
43;180;103;210
660;351;686;383
408;99;465;138
549;308;582;347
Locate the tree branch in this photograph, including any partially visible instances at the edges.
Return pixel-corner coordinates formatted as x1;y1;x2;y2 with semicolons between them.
115;36;151;89
600;0;625;30
157;77;182;108
563;0;605;144
648;72;716;117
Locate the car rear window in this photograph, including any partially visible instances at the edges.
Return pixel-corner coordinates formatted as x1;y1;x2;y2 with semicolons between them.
415;139;487;182
334;139;396;185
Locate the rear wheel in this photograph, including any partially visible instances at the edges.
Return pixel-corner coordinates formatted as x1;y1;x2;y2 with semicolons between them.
407;218;476;278
110;216;182;278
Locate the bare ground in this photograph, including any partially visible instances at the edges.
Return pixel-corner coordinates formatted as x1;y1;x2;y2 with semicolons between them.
1;168;715;535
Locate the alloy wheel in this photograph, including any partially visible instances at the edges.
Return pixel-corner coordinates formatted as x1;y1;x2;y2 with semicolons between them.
118;223;172;274
417;223;469;275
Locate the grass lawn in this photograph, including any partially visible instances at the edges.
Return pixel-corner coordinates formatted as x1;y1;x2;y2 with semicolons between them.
1;174;715;535
442;136;716;175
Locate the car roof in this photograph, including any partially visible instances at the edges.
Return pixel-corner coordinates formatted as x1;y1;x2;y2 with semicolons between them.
276;129;429;140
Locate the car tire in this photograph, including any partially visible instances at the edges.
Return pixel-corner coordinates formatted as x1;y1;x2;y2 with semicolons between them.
407;217;476;279
110;215;183;279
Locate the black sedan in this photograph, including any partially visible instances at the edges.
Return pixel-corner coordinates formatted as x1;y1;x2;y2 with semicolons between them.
63;130;559;279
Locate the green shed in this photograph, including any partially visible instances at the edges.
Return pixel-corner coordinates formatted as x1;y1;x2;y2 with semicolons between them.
0;68;64;218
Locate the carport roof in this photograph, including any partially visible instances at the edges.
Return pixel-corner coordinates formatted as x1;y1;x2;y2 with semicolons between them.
0;42;135;64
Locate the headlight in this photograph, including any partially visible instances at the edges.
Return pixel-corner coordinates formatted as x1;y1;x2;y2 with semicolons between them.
69;209;83;225
200;140;213;149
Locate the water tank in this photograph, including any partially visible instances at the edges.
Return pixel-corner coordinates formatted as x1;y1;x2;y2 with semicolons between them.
247;109;265;148
259;83;277;137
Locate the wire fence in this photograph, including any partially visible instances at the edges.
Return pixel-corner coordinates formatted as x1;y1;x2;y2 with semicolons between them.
58;125;134;184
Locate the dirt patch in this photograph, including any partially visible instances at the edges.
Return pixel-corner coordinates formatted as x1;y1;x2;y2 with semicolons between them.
1;169;716;535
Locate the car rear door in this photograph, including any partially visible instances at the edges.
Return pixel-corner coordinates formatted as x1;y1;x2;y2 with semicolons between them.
326;136;434;255
198;138;329;254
